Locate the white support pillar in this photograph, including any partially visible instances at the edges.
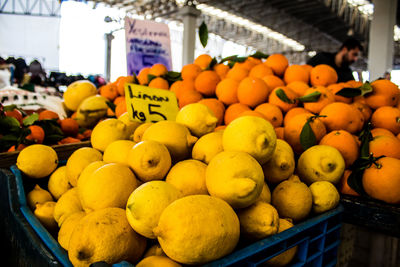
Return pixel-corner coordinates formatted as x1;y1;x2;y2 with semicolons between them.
368;0;397;80
179;5;201;66
105;32;114;82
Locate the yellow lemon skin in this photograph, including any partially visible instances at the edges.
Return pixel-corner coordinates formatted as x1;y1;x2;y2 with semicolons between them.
142;121;197;162
64;80;97;111
58;211;86;250
66;147;103;187
54;187;83;227
272;175;313;222
126;181;182;239
237;201;279;240
309;181;340;214
153;195;240;265
297;145;345;185
175;103;218;137
191;131;224;164
223;116;277;165
103;140;136;166
133;122;153;143
143;244;166;258
76;161;106;191
263;139;295;184
266;218;298;266
165;159;208;196
127;140;172;182
256;182;271;203
78;163;139;212
48;166;71;200
68;208;146;267
16;144;58;179
118;112;142;139
34;201;58;232
75;95;109;128
136;256;182;267
91;119;130;152
206;151;264;209
27;184;53;210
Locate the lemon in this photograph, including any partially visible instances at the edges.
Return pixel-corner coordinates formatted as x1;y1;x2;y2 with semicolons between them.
48;166;71;200
223;116;276;165
263;139;295;184
142;121;198;162
58;211;86;250
256;182;271;203
118;112;142;139
64;80;97;111
143;244;166;258
309;181;340;213
54;187;83;227
16;144;58;179
127;140;171;182
133;122;153;143
68;208;146;267
78;163;139;212
272;175;312;222
126;181;182;239
266;218;298;266
75;95;109;128
66;147;103;187
137;256;182;267
297;145;345;185
27;184;53;210
153;195;240;265
165;159;208;196
76;161;106;190
237;201;279;240
175;103;218;137
103;140;136;166
206;151;264;208
191;131;224;164
34;201;57;232
91;119;130;152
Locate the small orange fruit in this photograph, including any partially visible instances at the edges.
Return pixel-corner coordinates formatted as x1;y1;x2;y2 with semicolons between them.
268;87;298;113
286;81;310;97
264;54;288;76
301;64;313;76
310;64;338;86
365;79;400;109
319;102;360;134
248;64;273;79
178;90;203;108
114;96;125;106
198;98;226;126
194;70;220;96
371;106;400;135
327;83;352;104
39;110;59;120
194;54;212;70
181;63;202;81
340;170;359;196
216;78;239;105
262;75;285;91
371;128;396;138
137;67;151;85
213;63;230;80
115;101;127;118
148;63;168;76
345;80;363;88
275;127;284;140
116;76;134;96
99;83;119;101
225;64;249;81
369;135;400;159
254;103;283;128
351;101;372;121
224;103;251;125
283;64;309;84
170;79;196;99
60;118;79;136
148;77;169;90
26;125;45;144
283;107;312;127
237;77;269;108
238;110;266;120
303;86;335;114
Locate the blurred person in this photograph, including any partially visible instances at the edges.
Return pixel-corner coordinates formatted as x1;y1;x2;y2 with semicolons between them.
384;71;391;80
13;58;28;85
29;59;47;86
307;38;363;82
0;57;11;88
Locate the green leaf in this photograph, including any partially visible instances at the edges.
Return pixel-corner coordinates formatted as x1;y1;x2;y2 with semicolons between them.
297;91;321;103
45;134;65;144
300;121;317;151
164;71;182;83
359;122;373;158
220;55;238;63
199;21;208;48
209;57;218;70
275;88;295;104
147;74;157;83
335;87;361;97
235;57;247;63
3;104;17;111
0;116;21;134
250;51;269;59
360;81;373;96
23;113;39;126
106;101;116;112
0;134;19;142
347;169;367;196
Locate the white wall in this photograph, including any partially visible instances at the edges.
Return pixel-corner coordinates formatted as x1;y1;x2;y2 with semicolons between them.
0;14;60;71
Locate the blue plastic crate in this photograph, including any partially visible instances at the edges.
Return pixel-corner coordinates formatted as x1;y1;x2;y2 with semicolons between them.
10;163;343;267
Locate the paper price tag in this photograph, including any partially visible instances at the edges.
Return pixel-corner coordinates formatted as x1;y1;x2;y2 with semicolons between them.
125;83;179;123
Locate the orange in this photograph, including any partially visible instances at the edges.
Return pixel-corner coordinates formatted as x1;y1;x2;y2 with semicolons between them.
286;81;309;97
327;83;352;104
39;110;59;120
116;76;134;96
194;54;212;70
371;128;396;138
353;134;361;147
235;58;257;71
303;86;335;114
283;107;311;127
58;137;81;145
115;101;127;118
237;77;269;108
7;144;26;152
148;77;169;90
371;106;400;135
170;79;195;99
268;87;298;113
114;96;125;106
225;64;249;81
350;105;365;133
148;63;168;76
310;64;338;86
238;110;266;120
71;112;77;119
369;135;400;159
137;67;151;85
99;83;119;101
365;79;400;109
83;129;92;139
264;54;288;76
224;103;251;125
213;63;230;80
26;125;45;144
215;78;239;105
247;57;263;66
262;75;285;91
248;64;273;79
398;133;400;140
319;130;359;168
283;64;309;84
194;70;220;96
214;125;226;131
254;103;283;128
362;157;400;204
181;63;202;81
351;101;372;121
178;90;203;108
345;80;363;88
107;108;115;117
301;64;313;77
340;170;359;196
198;98;226;126
60;118;79;137
275;127;284;140
284;113;326;154
5;109;23;124
319;102;360;134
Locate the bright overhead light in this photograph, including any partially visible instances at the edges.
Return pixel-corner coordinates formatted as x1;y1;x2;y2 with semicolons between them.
346;0;374;16
394;25;400;41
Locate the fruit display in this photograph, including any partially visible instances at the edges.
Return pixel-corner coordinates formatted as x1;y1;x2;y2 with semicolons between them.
10;52;400;266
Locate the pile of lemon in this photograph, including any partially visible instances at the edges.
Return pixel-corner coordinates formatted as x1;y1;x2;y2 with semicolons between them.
18;102;343;267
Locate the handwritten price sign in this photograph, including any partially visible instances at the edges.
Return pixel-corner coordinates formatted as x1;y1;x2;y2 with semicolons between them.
125;83;179;123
